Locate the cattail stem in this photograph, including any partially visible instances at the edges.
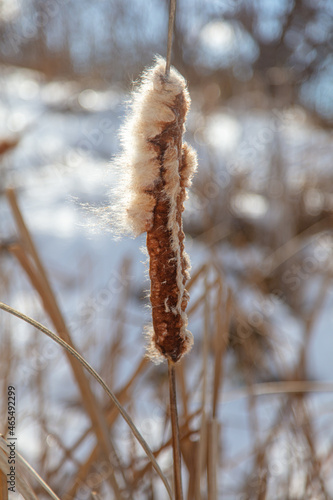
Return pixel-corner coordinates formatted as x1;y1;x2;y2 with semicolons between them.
166;0;176;77
109;59;196;494
168;360;183;500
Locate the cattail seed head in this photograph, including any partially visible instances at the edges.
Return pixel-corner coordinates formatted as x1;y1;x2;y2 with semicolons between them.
113;57;197;363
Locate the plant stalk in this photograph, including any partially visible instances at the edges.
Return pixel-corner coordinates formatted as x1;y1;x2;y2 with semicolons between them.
168;360;183;500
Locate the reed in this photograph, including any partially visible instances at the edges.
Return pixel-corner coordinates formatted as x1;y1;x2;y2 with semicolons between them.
111;56;197;498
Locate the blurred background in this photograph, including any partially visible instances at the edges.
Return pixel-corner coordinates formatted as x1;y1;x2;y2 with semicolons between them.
1;0;333;498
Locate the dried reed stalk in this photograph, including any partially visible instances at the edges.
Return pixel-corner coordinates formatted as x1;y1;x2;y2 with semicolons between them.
0;434;58;500
168;362;183;499
111;57;196;499
207;419;220;500
212;280;231;418
64;357;148;499
6;189;124;498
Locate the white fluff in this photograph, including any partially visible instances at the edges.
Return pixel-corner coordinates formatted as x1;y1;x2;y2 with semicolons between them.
108;56;196;237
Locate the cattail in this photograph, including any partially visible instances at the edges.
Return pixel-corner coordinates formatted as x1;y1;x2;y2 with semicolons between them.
113;57;197;363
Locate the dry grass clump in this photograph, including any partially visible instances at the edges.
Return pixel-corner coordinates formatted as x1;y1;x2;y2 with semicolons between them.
0;118;333;499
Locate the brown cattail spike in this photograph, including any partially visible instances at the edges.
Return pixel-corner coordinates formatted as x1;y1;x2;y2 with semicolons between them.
144;64;196;362
113;58;197;363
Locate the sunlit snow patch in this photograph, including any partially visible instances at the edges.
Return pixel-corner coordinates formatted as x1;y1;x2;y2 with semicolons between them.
205;112;241;154
198;20;259;69
232;191;268;218
78;88;120;111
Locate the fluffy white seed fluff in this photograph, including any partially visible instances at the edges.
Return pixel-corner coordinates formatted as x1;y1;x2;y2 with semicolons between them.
109;56;195;237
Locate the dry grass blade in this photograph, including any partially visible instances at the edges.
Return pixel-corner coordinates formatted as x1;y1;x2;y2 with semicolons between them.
262;214;333;274
195;410;206;500
0;447;38;500
201;272;210;410
296;400;329;498
186;264;207;292
6;189;124;497
0;302;173;500
0;435;60;500
223;381;333;402
187;277;219;317
193;270;211;500
0;469;8;500
298;273;332;377
207;419;220;500
6;187;57;295
131;410;201;488
212;279;231;418
64;357;149;499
